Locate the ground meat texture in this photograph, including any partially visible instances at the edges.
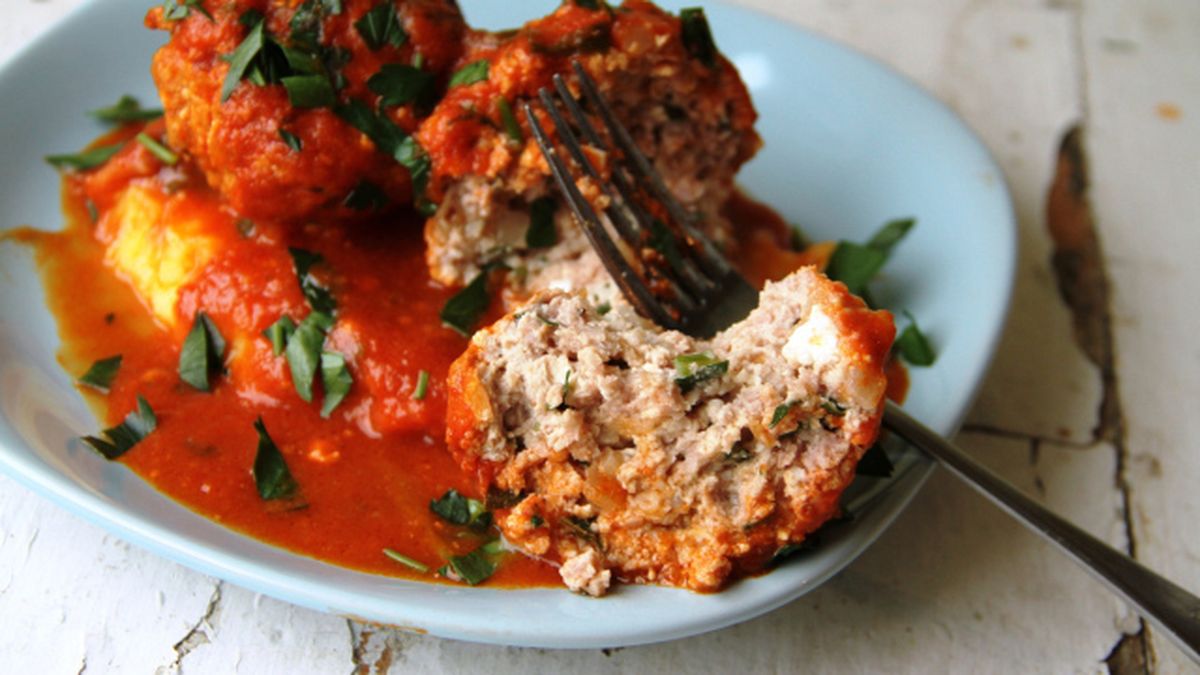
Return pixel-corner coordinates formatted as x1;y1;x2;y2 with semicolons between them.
146;0;465;224
444;267;895;595
418;0;761;295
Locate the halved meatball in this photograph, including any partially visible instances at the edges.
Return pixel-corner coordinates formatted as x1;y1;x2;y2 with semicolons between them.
147;0;465;224
445;267;895;595
418;1;760;300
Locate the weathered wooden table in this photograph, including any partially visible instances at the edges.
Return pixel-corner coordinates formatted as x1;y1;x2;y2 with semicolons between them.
2;0;1197;672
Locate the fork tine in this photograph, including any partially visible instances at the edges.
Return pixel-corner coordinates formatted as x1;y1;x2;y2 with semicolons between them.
523;102;683;330
536;88;703;316
549;75;719;301
571;61;735;279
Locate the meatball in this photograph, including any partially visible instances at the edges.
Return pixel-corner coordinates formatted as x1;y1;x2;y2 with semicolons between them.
147;0;466;224
417;1;761;299
444;267;895;595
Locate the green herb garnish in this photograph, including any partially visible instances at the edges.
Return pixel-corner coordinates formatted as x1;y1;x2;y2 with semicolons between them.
162;0;213;22
367;64;435;108
485;487;525;510
680;8;717;68
252;417;299;500
896;310;936;366
288;247;337;314
565;516;602;549
820;398;846;417
673;351;728;393
284;311;333;402
355;2;407;51
497;97;523;144
531;514;545;527
574;0;602;8
825;218;915;297
136;132;179;166
319;351;352;417
221;17;267;102
770;400;799;428
430;488;489;528
525;196;557;249
78;355;122;393
282;74;336;108
412;369;429;400
279;128;303;152
263;316;296;356
440;267;494;336
179;311;226;391
334;100;434;210
383;548;429;573
45;144;122;171
438;546;497;586
448;60;489;88
595;301;612;316
90;95;163;124
342;180;388;211
81;395;157;460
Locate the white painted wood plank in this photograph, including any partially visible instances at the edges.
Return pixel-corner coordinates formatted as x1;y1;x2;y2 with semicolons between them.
1080;1;1200;671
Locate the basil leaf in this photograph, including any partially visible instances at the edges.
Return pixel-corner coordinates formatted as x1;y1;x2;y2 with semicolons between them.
485;486;525;510
252;417;299;500
89;95;163;124
496;96;523;144
284;311;332;402
430;489;488;527
826;218;916;298
162;0;213;22
263;316;296;356
355;2;407;51
335;99;408;157
440;546;497;586
868;218;915;253
856;443;895;477
179;311;226;391
395;136;434;212
222;17;267;102
282;74;336;108
383;548;429;573
896;310;936;366
680;8;716;68
770;399;798;428
343;180;388;211
673;351;728;393
319;351;352;417
81;395;157;460
524;196;556;248
288;247;337;314
279;128;303;152
78;355;122;393
412;369;429;400
448;60;489;88
440;268;492;336
135;133;179;166
368;64;435;108
45;144;122;171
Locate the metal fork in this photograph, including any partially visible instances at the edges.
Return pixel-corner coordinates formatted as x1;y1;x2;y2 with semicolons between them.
524;61;1200;664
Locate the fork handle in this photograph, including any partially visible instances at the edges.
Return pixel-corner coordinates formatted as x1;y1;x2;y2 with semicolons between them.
883;403;1200;664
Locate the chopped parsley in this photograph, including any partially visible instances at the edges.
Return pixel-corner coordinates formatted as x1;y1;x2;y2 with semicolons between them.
560;369;574;407
524;196;557;249
45;144;122;171
673;351;728;393
680;8;717;68
820;398;847;417
448;60;489;88
485;487;525;510
221;16;268;101
355;2;408;51
430;489;489;529
283;311;333;402
496;96;523;144
178;311;227;391
81;395;157;460
896;310;936;366
282;74;336;108
77;355;122;394
136;133;179;166
89;95;163;124
438;545;497;586
565;516;602;549
367;64;435;108
440;266;496;336
319;351;353;418
770;400;799;428
334;100;435;211
162;0;213;22
412;369;430;400
252;417;299;500
278;128;303;152
595;301;612;316
383;548;429;573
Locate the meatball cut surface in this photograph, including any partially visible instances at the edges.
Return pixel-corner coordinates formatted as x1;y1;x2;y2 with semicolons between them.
418;0;761;294
445;268;895;595
147;0;465;224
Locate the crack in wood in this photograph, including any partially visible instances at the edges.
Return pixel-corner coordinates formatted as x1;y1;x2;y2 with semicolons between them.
1046;124;1150;673
1106;627;1150;675
159;581;223;674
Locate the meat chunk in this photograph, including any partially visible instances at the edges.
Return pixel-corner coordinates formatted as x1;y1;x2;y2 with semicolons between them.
147;0;465;224
444;267;895;594
417;1;760;300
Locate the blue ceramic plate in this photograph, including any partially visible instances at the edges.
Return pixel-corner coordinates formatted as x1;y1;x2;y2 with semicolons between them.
0;0;1015;648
